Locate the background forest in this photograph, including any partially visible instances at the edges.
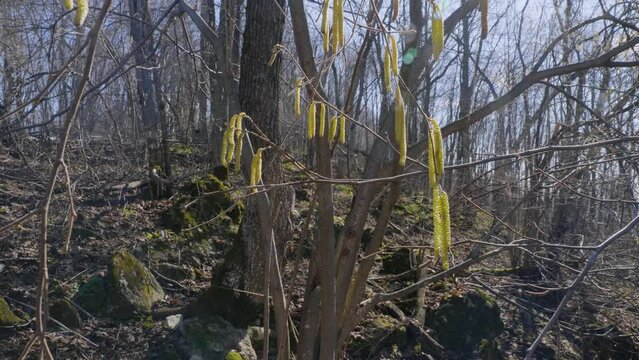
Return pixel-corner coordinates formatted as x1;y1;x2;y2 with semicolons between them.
1;0;638;359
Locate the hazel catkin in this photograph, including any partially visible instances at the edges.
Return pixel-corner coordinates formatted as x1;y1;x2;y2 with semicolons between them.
339;115;346;144
250;148;264;193
74;0;88;26
308;102;316;139
319;102;326;137
431;7;444;60
62;0;74;11
394;85;406;166
328;116;338;142
294;78;303;116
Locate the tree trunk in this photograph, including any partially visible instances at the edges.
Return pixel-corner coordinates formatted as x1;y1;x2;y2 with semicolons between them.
128;0;166;197
190;0;290;330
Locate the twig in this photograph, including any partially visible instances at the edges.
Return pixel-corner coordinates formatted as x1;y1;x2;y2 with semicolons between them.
525;214;639;359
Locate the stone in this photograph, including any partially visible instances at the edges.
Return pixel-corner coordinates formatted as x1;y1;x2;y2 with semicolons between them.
49;299;81;329
73;250;165;319
380;247;412;275
107;250;165;319
177;315;256;360
165;314;183;330
427;291;504;355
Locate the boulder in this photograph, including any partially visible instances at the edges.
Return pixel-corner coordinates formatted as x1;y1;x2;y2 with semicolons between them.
73;250;165;319
349;314;408;358
177;315;256;360
380;247;412;275
49;299;81;328
427;291;504;356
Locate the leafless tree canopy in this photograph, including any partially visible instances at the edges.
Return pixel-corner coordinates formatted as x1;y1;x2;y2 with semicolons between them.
1;0;638;359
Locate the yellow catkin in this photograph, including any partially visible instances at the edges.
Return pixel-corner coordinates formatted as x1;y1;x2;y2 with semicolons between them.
480;0;488;39
221;127;230;167
392;0;399;21
432;187;442;258
339;115;346;144
331;0;339;51
338;0;344;47
319;103;326;137
226;115;238;165
427;128;437;187
429;117;444;179
390;35;399;76
294;78;303;116
439;189;451;269
74;0;88;26
250;148;263;193
384;47;392;93
328;116;338;141
394;85;406;166
62;0;74;11
431;7;444;60
322;0;330;52
307;102;316;139
233;116;243;173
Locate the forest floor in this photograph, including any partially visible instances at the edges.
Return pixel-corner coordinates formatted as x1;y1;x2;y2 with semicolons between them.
1;140;638;359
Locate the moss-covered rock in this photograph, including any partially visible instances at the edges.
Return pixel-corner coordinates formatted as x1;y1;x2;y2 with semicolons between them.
177;315;256;360
349;314;408;358
427;291;504;356
0;297;22;326
73;251;165;319
107;250;165;319
73;274;107;315
380;247;413;275
49;299;81;329
160;174;242;234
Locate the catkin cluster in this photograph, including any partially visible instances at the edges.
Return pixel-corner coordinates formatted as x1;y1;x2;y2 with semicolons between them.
384;34;399;93
432;186;451;269
250;148;264;193
431;5;444;60
221;113;246;173
62;0;74;11
321;0;344;53
307;101;346;144
427;116;451;269
294;78;303;116
74;0;88;26
394;85;406;166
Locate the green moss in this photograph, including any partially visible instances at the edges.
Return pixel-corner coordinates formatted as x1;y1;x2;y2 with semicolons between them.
428;291;504;354
73;274;107;314
107;250;165;318
161;174;242;235
0;297;22;326
169;144;194;156
121;204;137;219
225;351;243;360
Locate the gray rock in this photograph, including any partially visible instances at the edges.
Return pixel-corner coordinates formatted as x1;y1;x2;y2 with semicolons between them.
178;315;256;360
49;299;81;328
107;250;165;319
73;250;165;319
165;314;183;329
